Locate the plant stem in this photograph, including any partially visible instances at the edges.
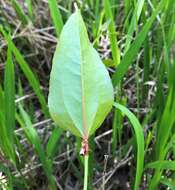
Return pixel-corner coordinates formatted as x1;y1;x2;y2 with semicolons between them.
83;154;89;190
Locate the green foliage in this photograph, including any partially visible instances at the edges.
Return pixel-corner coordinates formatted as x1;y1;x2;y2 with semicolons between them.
0;47;16;165
46;127;63;158
113;103;144;190
48;10;114;139
11;0;29;25
0;0;174;189
104;0;120;66
112;0;166;86
146;161;175;170
19;104;57;189
25;0;33;20
4;46;15;148
48;0;63;36
0;27;49;117
123;0;145;53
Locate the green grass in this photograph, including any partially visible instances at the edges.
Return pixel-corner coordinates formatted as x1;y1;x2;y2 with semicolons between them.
11;0;29;25
0;46;16;165
113;103;144;190
48;0;63;37
0;0;175;189
104;0;120;66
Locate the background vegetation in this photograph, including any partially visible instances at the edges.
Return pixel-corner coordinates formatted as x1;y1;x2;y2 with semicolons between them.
0;0;175;189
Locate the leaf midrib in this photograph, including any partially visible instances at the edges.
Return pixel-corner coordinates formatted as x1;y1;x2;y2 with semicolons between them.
77;12;88;139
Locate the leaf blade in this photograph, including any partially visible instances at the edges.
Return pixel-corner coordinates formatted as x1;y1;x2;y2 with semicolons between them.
4;46;15;145
48;0;63;36
113;102;144;190
48;10;114;138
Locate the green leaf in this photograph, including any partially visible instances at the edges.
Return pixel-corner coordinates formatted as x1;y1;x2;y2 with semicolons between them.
25;0;34;20
113;103;144;190
48;10;114;139
0;27;49;117
123;0;145;53
112;0;166;86
48;0;63;36
46;127;63;158
19;104;56;190
0;47;16;165
4;46;15;145
11;0;29;25
104;0;120;66
146;161;175;170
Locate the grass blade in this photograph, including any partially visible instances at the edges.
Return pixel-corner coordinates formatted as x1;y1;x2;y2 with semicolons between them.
148;89;175;189
112;0;166;86
124;0;145;53
0;27;49;117
11;0;29;25
104;0;120;66
4;45;15;146
46;127;63;158
19;104;56;190
146;161;175;170
48;0;63;36
25;0;34;20
0;47;16;165
0;101;15;165
156;91;175;158
113;103;144;190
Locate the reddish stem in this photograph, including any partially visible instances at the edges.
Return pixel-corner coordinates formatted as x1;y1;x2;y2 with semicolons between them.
80;138;89;156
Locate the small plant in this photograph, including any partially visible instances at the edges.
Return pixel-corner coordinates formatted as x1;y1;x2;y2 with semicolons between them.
0;0;174;189
48;8;114;189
